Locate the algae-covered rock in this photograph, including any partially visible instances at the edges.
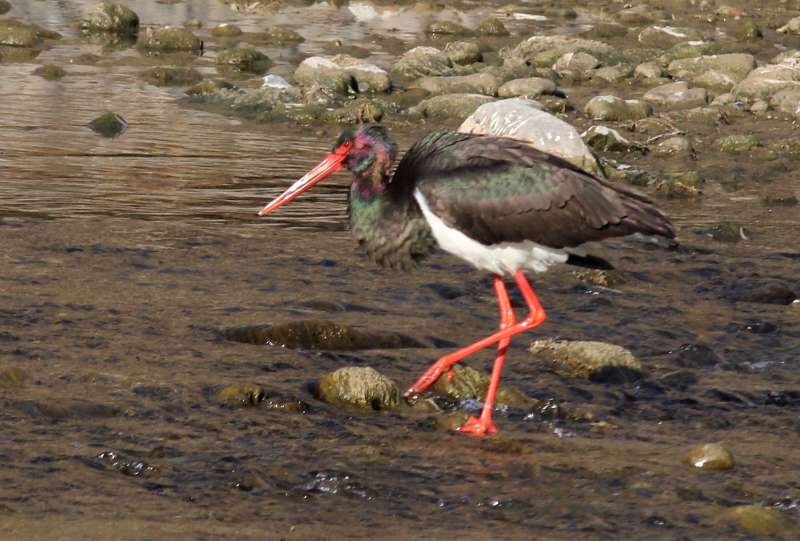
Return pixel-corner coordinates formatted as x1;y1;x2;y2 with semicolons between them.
222;320;423;350
0;45;40;63
444;41;481;66
591;63;633;84
318;367;400;410
0;19;43;47
137;26;201;51
185;79;235;96
667;54;755;84
141;66;202;86
431;364;533;407
582;125;647;153
294;56;353;94
584;95;652;121
33;63;66;80
653;136;693;156
638;26;703;49
0;367;30;388
259;25;304;45
573;269;624;288
411;93;495;120
684;443;734;470
216;47;271;75
552;51;600;79
391;46;453;82
426;20;471;36
216;383;265;407
503;35;614;69
722;506;791;535
210;23;242;38
643;81;708;110
477;17;509;36
714;134;759;153
88;111;128;137
529;339;643;383
656;171;703;197
80;2;139;35
709;222;747;242
322;98;386;125
411;72;500;97
497;77;556;98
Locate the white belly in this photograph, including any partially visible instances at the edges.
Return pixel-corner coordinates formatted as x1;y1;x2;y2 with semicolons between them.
414;190;568;276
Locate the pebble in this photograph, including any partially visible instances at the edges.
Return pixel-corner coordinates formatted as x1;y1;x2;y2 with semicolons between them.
683;443;734;470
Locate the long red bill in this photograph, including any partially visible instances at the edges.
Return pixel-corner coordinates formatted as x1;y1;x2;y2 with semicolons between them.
257;152;345;216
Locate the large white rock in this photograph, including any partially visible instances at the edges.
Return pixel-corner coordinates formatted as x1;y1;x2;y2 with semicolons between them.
459;98;602;176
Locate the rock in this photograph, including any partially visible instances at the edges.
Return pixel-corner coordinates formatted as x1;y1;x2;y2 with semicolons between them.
684;443;734;470
635;61;664;80
217;47;271;75
661;41;722;62
477;17;509;36
708;222;748;242
735;62;800;100
391;46;453;82
714;134;759;153
337;63;390;93
223;320;423;350
770;88;800;115
33;63;66;80
659;370;698;390
656;171;703;197
460;98;602;176
294;56;353;94
79;2;139;35
431;364;532;407
583;23;628;39
711;93;736;106
0;367;30;387
411;72;500;97
591;63;633;84
411;93;495;120
185;79;235;96
0;1;9;16
260;25;304;45
581;125;647;153
572;269;624;288
503;35;614;70
137;26;201;51
552;51;600;79
584;95;653;121
497;77;557;98
216;383;265;407
210;23;242;38
618;4;665;24
88;111;127;137
0;19;42;47
529;339;643;383
733;19;762;41
426;20;471;36
723;506;791;535
667;54;755;84
763;195;799;207
322;97;386;125
643;81;708;110
638;26;703;49
671;344;722;368
693;70;736;93
777;16;800;35
653;136;693;156
729;282;798;305
141;66;202;86
750;100;769;113
444;41;482;66
318;367;400;410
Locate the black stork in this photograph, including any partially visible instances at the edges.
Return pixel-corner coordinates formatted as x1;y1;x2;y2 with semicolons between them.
258;124;675;437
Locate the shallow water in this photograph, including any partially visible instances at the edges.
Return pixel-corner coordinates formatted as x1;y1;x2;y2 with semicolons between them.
1;1;799;539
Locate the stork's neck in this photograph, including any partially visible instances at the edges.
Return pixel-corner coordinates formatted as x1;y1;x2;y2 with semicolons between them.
348;165;435;270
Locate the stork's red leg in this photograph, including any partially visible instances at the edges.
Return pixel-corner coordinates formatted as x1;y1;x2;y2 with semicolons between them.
457;276;516;437
404;270;547;399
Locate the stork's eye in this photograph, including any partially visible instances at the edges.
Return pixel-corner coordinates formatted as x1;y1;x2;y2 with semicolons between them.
335;140;354;155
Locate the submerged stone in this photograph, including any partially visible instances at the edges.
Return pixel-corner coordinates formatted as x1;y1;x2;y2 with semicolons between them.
411;72;500;97
0;366;30;388
709;222;747;242
216;47;271;75
95;450;156;477
88;111;128;137
656;171;703;198
210;23;242;38
426;21;471;36
318;366;400;410
584;95;652;121
723;506;791;535
222;320;424;350
728;282;798;305
185;79;235;96
684;443;734;470
477;17;509;36
0;19;42;47
216;383;265;407
411;93;495;120
431;364;533;407
80;2;139;35
530;339;643;383
714;134;759;153
140;66;202;86
137;26;201;51
33;63;66;80
443;41;481;66
259;25;304;45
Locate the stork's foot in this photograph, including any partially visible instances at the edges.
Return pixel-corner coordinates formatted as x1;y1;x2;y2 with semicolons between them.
456;415;497;437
